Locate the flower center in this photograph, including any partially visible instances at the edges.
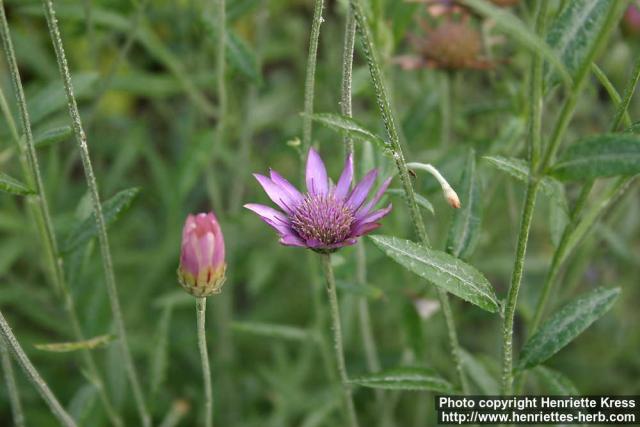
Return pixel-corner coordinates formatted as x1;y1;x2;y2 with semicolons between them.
290;194;355;246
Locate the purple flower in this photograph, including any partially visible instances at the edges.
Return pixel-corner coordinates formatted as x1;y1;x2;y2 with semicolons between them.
245;148;392;252
178;212;226;296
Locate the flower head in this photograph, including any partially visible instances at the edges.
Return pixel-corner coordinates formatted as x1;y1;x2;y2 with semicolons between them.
178;212;226;297
245;149;392;253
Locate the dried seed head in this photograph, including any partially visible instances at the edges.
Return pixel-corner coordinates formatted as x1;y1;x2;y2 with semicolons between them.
423;21;482;70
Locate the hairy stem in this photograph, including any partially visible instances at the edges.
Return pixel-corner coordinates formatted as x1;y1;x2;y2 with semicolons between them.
500;179;539;394
341;6;356;154
197;297;214;427
349;0;469;393
301;0;325;156
1;338;25;427
0;4;122;425
440;71;452;147
41;2;150;425
321;254;360;427
0;309;77;427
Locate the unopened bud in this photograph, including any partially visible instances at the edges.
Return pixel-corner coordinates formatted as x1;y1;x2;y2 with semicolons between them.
178;212;226;297
406;162;461;209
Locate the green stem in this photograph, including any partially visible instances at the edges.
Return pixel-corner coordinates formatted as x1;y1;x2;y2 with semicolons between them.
197;297;214;427
350;0;469;393
0;337;25;427
611;53;640;131
301;0;325;156
41;2;151;426
215;0;226;146
0;309;77;427
0;5;122;425
500;179;539;394
321;254;360;427
341;6;356;154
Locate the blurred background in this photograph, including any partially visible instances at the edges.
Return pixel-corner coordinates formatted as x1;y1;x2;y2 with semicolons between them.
0;0;639;425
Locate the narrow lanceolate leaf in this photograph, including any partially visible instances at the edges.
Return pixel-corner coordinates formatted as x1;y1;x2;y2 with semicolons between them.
533;366;579;395
34;125;73;148
308;113;388;150
518;287;621;370
483;156;569;207
447;149;481;259
460;0;571;87
545;0;615;86
63;187;141;252
231;321;310;342
34;334;114;352
549;134;640;181
349;367;453;392
370;235;499;312
0;172;35;196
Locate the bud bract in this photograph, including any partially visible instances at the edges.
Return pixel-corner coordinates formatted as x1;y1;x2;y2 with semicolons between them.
178;212;226;297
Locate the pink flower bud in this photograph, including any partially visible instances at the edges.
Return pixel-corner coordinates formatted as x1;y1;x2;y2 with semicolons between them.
178;212;226;297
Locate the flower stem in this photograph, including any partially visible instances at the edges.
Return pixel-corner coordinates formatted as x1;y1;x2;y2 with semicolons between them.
197;297;214;427
349;0;468;393
301;0;325;156
41;2;150;425
0;338;25;427
0;4;122;425
321;254;359;427
341;6;356;155
0;309;77;427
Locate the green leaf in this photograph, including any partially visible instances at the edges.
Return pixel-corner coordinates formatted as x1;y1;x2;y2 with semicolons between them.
483;156;569;203
369;235;499;312
446;149;481;259
518;287;621;370
34;125;73;148
63;187;141;252
226;31;261;84
549;134;640;180
231;322;310;342
533;366;579;395
387;188;434;214
545;0;615;87
349;367;453;392
308;113;388;151
460;0;572;87
34;334;114;352
0;172;35;196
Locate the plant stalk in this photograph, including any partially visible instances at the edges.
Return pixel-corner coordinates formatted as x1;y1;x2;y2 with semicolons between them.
349;0;469;393
321;254;360;427
0;338;25;427
41;1;151;425
197;297;214;427
0;309;77;427
301;0;325;156
0;4;122;425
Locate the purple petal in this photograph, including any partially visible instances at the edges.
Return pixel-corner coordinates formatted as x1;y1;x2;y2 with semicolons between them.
270;170;303;206
253;174;296;214
244;203;291;236
279;234;306;247
346;169;378;211
305;148;329;195
356;176;392;219
351;222;381;237
358;203;392;225
334;153;354;200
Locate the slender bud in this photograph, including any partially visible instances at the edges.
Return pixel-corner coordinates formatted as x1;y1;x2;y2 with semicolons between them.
406;162;461;209
178;213;226;297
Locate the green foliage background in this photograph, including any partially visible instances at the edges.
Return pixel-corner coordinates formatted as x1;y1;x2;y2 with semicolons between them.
0;0;639;425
